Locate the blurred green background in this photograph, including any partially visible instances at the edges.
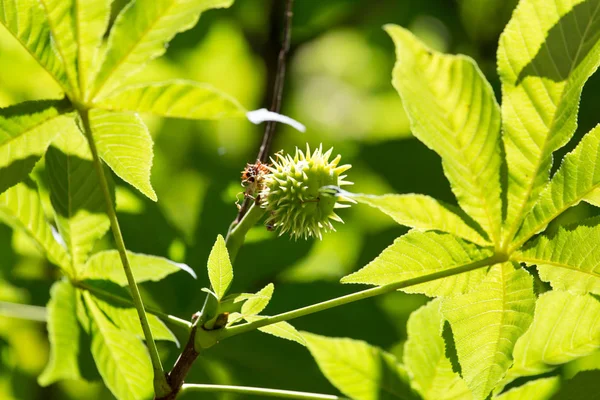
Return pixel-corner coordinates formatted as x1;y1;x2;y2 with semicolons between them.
1;0;599;398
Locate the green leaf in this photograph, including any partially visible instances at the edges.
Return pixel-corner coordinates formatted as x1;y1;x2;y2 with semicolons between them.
96;80;246;119
493;377;559;400
39;280;82;385
352;193;489;246
84;292;153;400
207;234;233;300
0;99;77;194
243;315;306;346
584;187;600;207
0;180;70;272
91;0;235;97
513;125;600;248
81;249;195;286
404;299;471;400
0;0;70;92
498;0;600;237
241;283;274;317
302;332;419;400
90;293;177;345
386;24;502;243
46;133;112;269
38;0;111;98
515;220;600;295
441;263;536;400
504;291;600;383
89;109;157;201
341;231;494;297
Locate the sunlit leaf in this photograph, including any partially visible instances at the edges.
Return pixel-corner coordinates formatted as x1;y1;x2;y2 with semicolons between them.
404;299;471;400
84;292;153;400
0;180;70;272
96;80;246;119
89;109;157;201
0;99;77;194
493;377;559;400
498;0;600;238
442;263;536;400
91;0;234;97
386;24;502;243
504;291;600;384
46;137;111;269
516;219;600;294
302;332;419;400
207;234;233;300
81;249;195;286
0;0;70;92
241;283;274;317
513;125;600;248
341;231;494;297
38;280;81;385
244;315;305;346
351;193;489;246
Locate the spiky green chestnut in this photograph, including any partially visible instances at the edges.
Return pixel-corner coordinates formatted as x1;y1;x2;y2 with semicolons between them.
260;144;353;240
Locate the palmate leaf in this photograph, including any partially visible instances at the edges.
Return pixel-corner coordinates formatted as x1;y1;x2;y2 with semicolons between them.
46;132;112;269
403;299;471;400
37;0;112;98
503;291;600;384
341;231;494;297
91;0;234;98
0;0;70;92
351;193;490;246
513;124;600;248
83;292;153;400
80;249;196;286
441;262;536;400
387;25;502;243
89;109;157;201
498;0;600;238
38;280;82;386
0;99;77;194
0;180;70;272
95;80;246;119
207;234;233;300
302;332;419;400
515;219;600;294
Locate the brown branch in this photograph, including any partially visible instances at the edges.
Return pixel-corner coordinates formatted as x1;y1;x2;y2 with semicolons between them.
235;0;295;224
156;326;199;400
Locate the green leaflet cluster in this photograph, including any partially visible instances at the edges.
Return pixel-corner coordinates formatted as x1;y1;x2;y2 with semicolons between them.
301;0;600;399
0;0;248;398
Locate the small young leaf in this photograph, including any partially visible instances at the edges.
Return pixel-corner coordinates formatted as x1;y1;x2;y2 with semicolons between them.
442;263;536;400
341;231;494;297
514;125;600;247
302;332;419;400
38;280;82;386
0;99;77;194
207;234;233;300
96;80;246;119
0;180;70;272
352;193;489;246
493;377;559;400
504;291;600;384
516;219;600;295
46;141;111;270
404;299;471;400
242;315;305;346
498;0;600;236
386;24;502;243
0;0;70;92
89;109;157;201
90;294;178;345
81;249;195;286
91;0;234;97
241;283;274;317
84;292;153;400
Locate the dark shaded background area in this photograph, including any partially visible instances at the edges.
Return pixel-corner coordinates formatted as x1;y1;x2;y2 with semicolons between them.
1;0;599;398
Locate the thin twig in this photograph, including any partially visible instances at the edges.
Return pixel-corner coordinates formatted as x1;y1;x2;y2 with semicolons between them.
0;301;47;322
235;0;295;224
181;383;347;399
